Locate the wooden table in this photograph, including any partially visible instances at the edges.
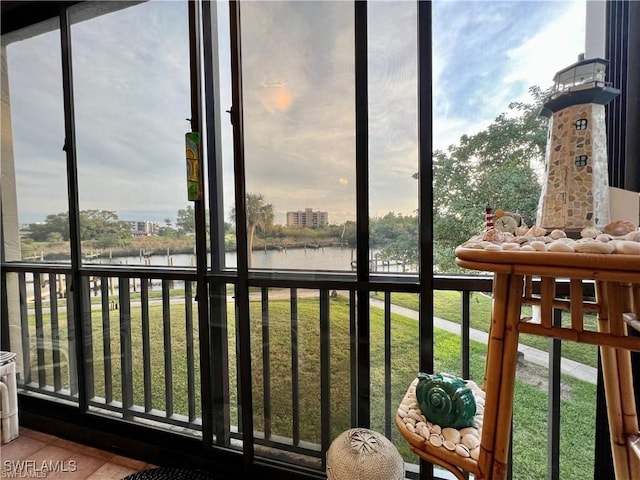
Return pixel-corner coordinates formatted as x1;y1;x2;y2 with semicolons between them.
398;247;640;480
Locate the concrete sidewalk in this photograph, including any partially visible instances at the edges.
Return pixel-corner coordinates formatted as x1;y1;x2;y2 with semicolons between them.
370;299;598;385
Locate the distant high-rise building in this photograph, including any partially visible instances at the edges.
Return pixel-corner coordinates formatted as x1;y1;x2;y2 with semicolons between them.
128;220;160;236
286;208;328;228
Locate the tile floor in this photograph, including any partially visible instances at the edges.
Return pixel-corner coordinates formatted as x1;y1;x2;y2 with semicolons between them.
1;427;155;479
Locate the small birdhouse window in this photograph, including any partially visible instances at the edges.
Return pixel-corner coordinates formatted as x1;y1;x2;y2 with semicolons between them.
575;119;588;130
575;155;588;167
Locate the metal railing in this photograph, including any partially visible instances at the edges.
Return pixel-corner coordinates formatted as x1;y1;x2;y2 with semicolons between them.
1;263;599;479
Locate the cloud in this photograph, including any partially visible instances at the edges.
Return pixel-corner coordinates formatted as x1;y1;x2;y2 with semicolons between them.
6;0;588;226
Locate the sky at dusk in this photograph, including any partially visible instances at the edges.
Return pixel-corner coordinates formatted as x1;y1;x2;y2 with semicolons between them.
4;0;587;226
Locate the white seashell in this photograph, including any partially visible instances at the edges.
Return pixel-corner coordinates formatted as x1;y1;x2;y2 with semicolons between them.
547;240;575;253
470;446;481;461
580;227;600;239
484;244;502;252
519;245;535;251
465;380;479;390
526;225;547;237
418;424;429;439
595;234;612;243
622;231;640;242
574;240;615;254
405;416;416;426
515;225;529;236
408;402;420;410
462;433;480;450
460;427;479;439
398;408;408;418
430;424;442;435
429;433;443;447
548;229;566;240
442;427;461;444
501;242;519;251
612;240;640;255
407;410;425;423
466;242;484;249
443;440;456;451
455;444;471;457
475;404;484;415
530;241;547;251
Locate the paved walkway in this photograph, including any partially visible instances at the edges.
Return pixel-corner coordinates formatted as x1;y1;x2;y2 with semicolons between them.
370;299;598;385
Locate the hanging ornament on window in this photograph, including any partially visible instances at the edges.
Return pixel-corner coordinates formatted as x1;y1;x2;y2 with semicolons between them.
185;132;201;201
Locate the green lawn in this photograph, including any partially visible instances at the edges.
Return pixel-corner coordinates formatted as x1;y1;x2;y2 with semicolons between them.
373;290;600;369
27;291;596;479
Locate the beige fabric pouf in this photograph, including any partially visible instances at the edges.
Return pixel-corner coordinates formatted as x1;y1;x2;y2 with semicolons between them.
326;428;405;480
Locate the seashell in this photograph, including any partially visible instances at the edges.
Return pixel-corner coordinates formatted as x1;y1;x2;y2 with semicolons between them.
574;240;615;254
462;433;480;450
405;422;415;433
465;242;483;249
443;440;456;451
501;242;519;251
595;234;612;243
513;236;530;245
429;433;443;447
460;427;479;439
404;416;416;426
622;231;640;242
442;427;461;444
580;227;600;239
526;225;547;237
611;240;640;255
464;380;479;390
515;225;529;236
470;446;481;461
530;241;547;252
481;228;504;242
547;240;575;253
408;411;426;423
430;424;441;435
604;220;637;237
398;408;408;418
416;372;477;429
484;244;502;252
548;229;566;240
520;245;535;251
417;424;429;439
455;444;471;458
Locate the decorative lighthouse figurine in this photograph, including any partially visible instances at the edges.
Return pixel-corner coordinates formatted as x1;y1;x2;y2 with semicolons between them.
536;56;620;235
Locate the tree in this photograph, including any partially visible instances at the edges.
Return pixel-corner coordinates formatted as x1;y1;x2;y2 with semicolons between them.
78;210;131;248
430;86;549;271
176;206;195;234
30;210;131;248
371;213;419;269
30;213;69;241
230;193;274;268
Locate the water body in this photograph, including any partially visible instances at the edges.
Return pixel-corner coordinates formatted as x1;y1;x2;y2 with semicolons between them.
105;246;411;273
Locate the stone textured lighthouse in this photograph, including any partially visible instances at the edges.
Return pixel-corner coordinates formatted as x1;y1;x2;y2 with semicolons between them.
536;57;620;234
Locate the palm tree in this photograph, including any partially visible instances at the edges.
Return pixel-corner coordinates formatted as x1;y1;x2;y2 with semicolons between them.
231;193;274;268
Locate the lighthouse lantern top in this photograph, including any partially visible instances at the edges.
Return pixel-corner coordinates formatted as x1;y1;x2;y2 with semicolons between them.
551;57;609;98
